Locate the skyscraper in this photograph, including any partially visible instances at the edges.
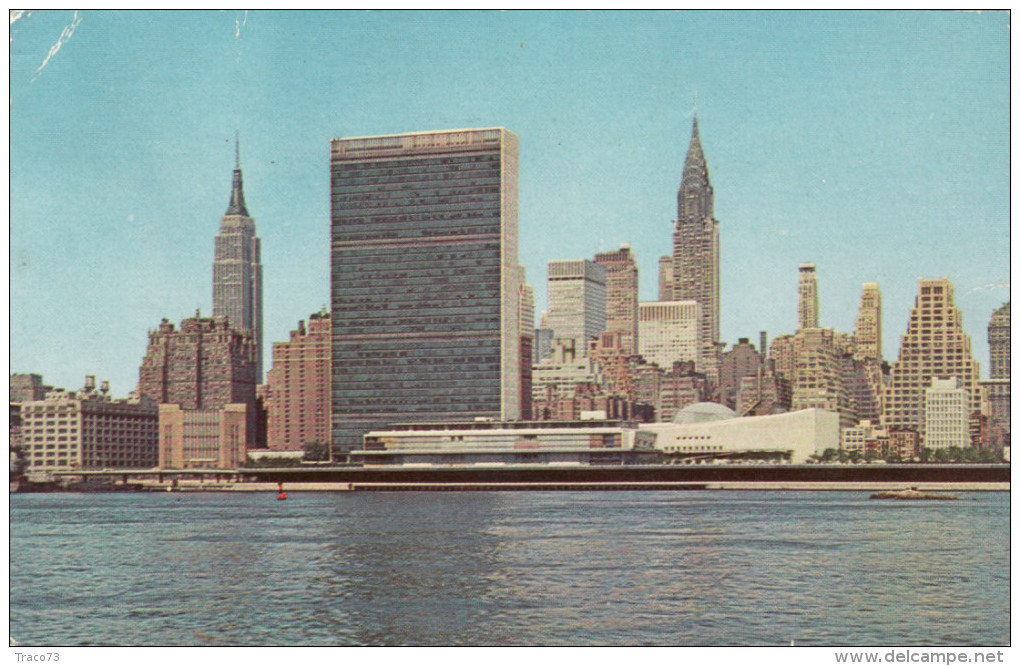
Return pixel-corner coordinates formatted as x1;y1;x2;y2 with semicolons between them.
330;128;521;453
545;259;607;355
984;302;1010;442
594;244;639;357
658;256;674;302
853;282;882;361
797;263;819;330
638;300;702;373
672;116;720;381
988;302;1010;379
882;278;983;440
212;139;264;382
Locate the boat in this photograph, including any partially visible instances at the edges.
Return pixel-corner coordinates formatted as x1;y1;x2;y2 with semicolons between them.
870;487;957;501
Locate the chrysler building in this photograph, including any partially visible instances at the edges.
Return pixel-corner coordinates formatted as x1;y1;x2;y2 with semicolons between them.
672;115;720;381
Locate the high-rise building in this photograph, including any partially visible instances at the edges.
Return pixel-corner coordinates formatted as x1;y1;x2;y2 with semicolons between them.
672;116;720;381
266;310;332;452
594;244;639;357
988;302;1010;378
658;256;674;303
853;283;882;361
984;301;1010;442
638;301;702;373
212;139;264;381
790;327;855;429
545;259;607;355
518;278;535;421
924;377;970;450
882;278;983;438
718;338;763;410
797;263;819;330
330;128;521;453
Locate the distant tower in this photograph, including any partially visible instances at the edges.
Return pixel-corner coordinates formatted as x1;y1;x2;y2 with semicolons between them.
658;256;674;302
594;244;639;357
984;302;1010;441
797;263;819;330
212;136;264;382
672;115;719;381
988;302;1010;380
546;259;607;356
882;278;983;439
852;283;882;361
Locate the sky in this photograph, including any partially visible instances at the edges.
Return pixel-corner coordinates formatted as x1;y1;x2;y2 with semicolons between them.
8;10;1011;398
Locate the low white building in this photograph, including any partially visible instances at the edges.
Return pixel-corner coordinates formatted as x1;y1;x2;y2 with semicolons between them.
640;403;839;463
356;418;657;466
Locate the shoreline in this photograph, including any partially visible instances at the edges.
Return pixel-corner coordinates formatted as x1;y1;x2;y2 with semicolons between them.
60;479;1011;493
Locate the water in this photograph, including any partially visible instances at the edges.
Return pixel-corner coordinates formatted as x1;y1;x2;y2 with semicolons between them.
9;491;1009;646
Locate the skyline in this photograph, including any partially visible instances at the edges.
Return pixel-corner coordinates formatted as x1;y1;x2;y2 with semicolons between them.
9;10;1010;397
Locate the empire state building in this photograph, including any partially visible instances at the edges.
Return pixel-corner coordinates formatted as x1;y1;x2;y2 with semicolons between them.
213;140;264;381
672;115;720;381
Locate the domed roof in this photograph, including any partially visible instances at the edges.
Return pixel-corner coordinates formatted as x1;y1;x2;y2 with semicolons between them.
671;402;737;424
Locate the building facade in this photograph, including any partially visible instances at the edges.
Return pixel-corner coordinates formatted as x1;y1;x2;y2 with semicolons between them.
718;337;764;410
797;263;819;330
882;278;984;439
212;140;264;382
658;256;674;302
671;116;720;381
642;404;839;464
545;259;607;356
924;377;970;450
357;419;658;466
984;301;1010;444
158;403;247;469
594;244;639;357
10;373;53;403
137;315;258;464
266;311;332;452
853;282;883;361
330;128;522;453
19;377;158;473
638;301;702;373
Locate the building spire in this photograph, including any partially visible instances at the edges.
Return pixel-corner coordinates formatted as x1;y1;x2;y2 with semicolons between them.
225;133;249;217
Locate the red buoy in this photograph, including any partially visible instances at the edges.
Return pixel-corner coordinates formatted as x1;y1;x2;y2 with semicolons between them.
277;492;288;500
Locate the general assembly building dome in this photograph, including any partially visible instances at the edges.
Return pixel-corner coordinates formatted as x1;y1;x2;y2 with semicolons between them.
671;402;737;425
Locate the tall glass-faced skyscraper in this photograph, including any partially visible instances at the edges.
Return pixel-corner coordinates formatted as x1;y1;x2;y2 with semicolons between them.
212;140;264;382
330;129;521;453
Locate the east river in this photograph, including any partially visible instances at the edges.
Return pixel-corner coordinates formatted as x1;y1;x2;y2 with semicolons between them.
9;490;1009;646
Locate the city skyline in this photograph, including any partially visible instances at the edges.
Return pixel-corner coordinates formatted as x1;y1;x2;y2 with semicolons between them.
9;10;1010;396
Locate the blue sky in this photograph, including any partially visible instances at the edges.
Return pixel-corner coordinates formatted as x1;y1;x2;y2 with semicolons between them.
9;10;1011;397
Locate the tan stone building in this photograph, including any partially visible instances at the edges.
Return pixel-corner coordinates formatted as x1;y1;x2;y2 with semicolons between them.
797;263;819;331
158;403;247;469
138;315;258;467
853;282;883;361
19;376;157;473
882;278;984;439
594;245;639;357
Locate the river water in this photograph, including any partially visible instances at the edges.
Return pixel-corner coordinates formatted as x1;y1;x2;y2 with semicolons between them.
9;490;1009;646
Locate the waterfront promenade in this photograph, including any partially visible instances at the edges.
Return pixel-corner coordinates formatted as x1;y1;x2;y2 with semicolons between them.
36;463;1010;492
